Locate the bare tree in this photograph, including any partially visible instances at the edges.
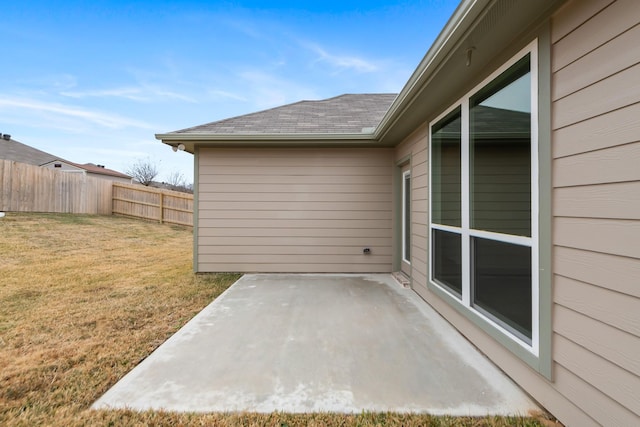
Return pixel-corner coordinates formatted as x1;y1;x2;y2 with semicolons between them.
127;158;159;186
166;170;186;189
165;170;193;193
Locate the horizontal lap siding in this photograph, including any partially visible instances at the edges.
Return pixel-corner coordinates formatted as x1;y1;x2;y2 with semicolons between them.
400;2;640;426
551;0;640;425
197;147;393;273
395;124;429;287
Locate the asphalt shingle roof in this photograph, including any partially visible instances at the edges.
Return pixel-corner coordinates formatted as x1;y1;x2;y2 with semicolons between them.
173;94;397;135
0;135;130;178
0;136;61;166
72;162;132;179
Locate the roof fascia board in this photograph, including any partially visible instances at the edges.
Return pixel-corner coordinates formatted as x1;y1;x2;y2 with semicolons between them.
155;133;375;141
374;0;490;141
156;132;382;153
157;138;388;153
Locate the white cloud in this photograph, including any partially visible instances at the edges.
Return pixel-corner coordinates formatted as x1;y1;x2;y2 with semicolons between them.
16;73;78;91
239;71;319;108
304;43;378;73
61;87;146;101
150;87;196;103
208;89;248;102
0;97;154;130
60;84;196;103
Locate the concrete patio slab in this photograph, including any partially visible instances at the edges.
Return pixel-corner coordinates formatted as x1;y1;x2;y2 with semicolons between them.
92;274;539;415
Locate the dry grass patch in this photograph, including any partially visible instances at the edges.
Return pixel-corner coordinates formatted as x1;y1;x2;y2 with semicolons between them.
0;213;238;425
0;213;550;426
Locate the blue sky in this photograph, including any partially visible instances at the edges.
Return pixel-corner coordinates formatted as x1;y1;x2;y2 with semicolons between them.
0;0;460;182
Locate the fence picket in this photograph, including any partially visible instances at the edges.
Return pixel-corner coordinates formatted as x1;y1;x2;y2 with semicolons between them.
0;160;113;214
0;160;193;226
111;183;193;226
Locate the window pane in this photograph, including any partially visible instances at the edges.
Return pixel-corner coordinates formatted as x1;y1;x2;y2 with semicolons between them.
472;237;532;341
432;229;462;297
403;173;411;261
470;55;531;237
431;107;461;227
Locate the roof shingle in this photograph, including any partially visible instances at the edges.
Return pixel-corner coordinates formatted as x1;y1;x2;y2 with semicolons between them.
0;136;130;179
173;94;397;135
0;136;61;165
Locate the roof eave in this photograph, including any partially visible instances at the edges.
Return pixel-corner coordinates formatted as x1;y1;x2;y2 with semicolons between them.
374;0;488;141
156;132;379;153
157;0;565;151
375;0;565;145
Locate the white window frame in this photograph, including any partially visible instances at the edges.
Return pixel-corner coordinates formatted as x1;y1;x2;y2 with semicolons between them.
428;40;539;355
402;169;411;265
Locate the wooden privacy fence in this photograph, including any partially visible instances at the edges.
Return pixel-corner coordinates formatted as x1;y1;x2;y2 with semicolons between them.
0;159;113;214
112;183;193;226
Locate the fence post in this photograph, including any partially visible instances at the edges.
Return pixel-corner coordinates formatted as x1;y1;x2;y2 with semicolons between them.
159;192;164;224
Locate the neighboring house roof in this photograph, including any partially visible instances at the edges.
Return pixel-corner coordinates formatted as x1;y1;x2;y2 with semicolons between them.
173;94;397;135
74;162;131;179
0;135;131;179
0;135;61;165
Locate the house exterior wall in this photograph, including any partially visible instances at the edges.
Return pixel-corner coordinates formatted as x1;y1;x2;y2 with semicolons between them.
400;1;640;425
41;160;131;183
196;147;394;273
187;1;639;423
41;160;85;173
549;0;640;424
394;124;429;288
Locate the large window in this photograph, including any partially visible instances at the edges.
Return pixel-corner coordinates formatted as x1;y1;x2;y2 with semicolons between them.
429;45;538;350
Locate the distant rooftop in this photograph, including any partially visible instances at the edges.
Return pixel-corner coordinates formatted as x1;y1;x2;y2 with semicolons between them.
0;135;60;166
172;94;398;135
73;162;131;179
0;134;130;179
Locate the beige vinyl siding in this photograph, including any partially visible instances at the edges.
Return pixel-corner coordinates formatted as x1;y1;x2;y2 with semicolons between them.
550;0;640;424
399;1;640;426
197;147;393;273
457;1;640;422
394;123;429;288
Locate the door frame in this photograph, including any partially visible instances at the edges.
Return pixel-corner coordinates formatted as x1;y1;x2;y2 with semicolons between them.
394;157;412;279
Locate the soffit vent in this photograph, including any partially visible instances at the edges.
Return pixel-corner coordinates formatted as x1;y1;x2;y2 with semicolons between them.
465;0;518;47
